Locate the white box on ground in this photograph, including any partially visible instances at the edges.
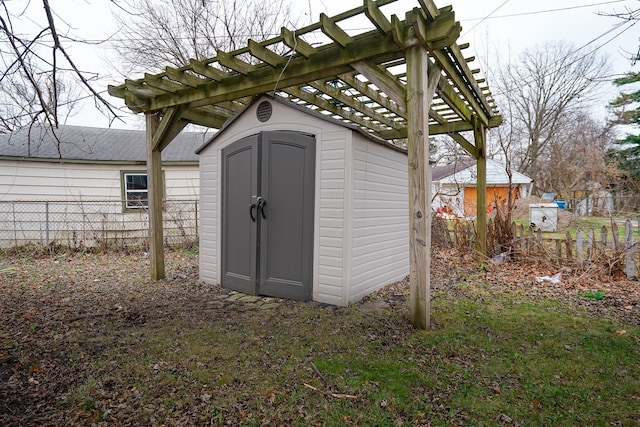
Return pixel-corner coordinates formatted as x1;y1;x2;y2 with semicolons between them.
529;203;558;232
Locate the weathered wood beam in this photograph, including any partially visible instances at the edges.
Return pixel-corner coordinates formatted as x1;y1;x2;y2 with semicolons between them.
145;73;187;93
285;86;388;133
107;84;125;98
320;13;352;47
433;50;491;125
122;91;149;113
181;109;228;129
308;80;401;129
281;27;316;58
338;71;406;117
418;0;441;20
165;66;206;88
216;50;253;75
364;0;391;34
412;9;460;47
390;14;406;46
148;31;407;111
189;59;228;81
474;117;487;258
125;79;165;98
146;113;165;281
436;78;472;123
450;43;494;114
352;60;407;111
152;105;188;151
406;44;439;330
410;14;490;126
449;131;479;158
407;8;495;125
248;39;285;67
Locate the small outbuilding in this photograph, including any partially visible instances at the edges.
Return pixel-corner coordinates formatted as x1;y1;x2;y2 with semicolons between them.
196;95;409;306
432;158;533;217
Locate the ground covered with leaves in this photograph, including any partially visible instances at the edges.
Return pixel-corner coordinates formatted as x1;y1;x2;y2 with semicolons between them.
1;247;638;426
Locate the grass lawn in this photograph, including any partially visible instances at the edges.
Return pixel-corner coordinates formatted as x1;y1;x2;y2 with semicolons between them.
1;250;638;426
510;214;639;240
66;284;640;425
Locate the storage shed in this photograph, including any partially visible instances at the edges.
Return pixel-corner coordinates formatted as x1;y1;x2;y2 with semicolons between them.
196;95;409;306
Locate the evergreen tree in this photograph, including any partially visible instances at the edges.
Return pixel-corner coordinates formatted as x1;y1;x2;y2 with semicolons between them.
609;60;640;182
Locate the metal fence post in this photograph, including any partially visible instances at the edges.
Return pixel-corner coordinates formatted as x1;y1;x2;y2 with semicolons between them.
195;200;198;240
45;201;50;245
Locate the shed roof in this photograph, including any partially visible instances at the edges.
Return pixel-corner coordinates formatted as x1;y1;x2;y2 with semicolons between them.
0;125;207;163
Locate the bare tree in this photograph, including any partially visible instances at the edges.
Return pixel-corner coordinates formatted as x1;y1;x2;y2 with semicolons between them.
111;0;299;76
597;5;640;64
494;41;610;194
0;0;119;134
537;112;620;199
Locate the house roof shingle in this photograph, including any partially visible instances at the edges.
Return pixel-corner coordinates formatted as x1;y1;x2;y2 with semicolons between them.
432;157;533;185
431;159;476;181
0;124;211;162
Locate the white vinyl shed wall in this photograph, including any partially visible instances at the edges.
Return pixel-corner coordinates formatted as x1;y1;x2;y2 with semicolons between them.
198;96;409;306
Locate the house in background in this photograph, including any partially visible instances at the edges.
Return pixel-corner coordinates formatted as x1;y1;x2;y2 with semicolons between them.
0;124;207;203
0;124;208;248
432;158;533;217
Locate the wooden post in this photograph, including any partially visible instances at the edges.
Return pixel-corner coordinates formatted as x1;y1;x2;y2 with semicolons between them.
626;220;636;278
587;228;594;261
473;118;487;258
600;226;608;257
565;231;573;259
146;112;165;280
576;229;584;269
406;45;439;330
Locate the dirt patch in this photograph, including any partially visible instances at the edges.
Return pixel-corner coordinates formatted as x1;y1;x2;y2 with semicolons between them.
0;248;637;425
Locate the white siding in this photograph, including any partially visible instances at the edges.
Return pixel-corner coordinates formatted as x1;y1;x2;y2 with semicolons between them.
0;160;199;201
317;130;348;305
0;160;199;248
432;182;465;216
198;151;218;284
348;134;409;302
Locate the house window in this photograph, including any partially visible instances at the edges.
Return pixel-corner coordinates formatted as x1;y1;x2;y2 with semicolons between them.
123;172;148;209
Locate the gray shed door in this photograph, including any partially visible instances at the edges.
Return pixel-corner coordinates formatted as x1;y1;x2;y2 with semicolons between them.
221;131;315;301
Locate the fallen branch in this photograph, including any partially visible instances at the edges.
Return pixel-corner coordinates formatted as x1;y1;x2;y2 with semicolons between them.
310;361;328;386
303;383;358;400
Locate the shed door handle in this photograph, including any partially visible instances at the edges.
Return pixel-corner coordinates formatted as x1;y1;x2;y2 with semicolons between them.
249;203;257;222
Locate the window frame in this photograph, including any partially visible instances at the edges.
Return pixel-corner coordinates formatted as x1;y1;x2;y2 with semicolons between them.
120;170;165;212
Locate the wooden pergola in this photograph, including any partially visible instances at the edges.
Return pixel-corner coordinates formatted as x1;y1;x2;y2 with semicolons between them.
108;0;501;329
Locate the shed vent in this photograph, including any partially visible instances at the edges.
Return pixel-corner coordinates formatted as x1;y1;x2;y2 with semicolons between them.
256;101;272;122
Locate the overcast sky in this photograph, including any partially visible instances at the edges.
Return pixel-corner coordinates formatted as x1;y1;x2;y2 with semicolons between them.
40;0;640;129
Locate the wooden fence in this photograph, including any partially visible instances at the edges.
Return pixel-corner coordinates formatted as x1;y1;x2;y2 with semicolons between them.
511;220;638;278
433;217;640;278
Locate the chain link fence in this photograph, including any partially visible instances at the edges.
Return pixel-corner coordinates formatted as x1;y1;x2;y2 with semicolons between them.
0;199;199;251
